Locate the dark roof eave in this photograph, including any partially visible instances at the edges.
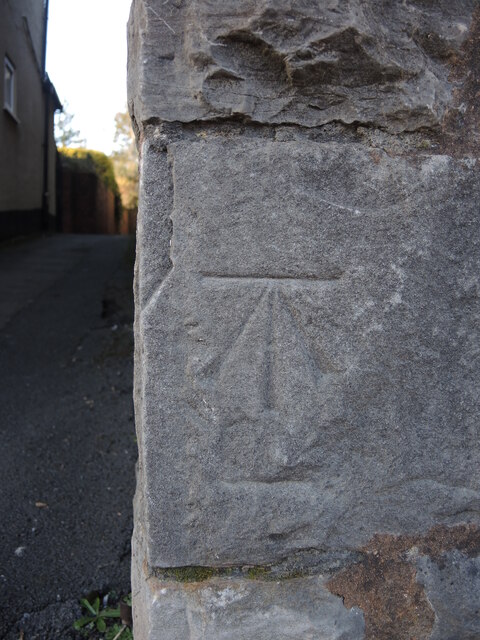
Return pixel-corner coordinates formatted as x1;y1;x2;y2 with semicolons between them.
43;74;62;111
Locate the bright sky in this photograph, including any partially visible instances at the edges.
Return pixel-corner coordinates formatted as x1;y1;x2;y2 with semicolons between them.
46;0;132;155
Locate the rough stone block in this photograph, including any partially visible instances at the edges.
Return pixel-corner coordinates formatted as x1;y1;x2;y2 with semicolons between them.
128;0;477;132
132;521;365;640
416;551;480;639
137;139;480;568
130;1;480;637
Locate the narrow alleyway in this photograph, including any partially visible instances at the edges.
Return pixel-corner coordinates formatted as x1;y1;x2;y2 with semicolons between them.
0;235;136;639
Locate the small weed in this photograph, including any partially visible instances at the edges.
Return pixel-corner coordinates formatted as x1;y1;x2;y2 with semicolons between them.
74;593;132;638
74;596;120;633
106;623;133;640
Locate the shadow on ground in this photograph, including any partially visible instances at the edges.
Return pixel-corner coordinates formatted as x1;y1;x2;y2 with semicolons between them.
0;235;137;639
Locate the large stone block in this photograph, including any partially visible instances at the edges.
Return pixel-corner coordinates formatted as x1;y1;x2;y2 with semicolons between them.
137;139;480;568
132;519;366;640
130;1;480;637
128;0;477;131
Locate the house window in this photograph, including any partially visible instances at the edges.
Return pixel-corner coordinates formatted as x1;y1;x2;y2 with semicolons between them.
4;56;16;116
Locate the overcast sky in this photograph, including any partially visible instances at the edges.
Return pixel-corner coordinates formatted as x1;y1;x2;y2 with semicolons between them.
46;0;132;154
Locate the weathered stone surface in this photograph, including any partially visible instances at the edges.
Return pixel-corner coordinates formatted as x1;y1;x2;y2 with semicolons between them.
416;551;480;639
137;138;480;568
327;525;480;639
128;0;477;132
129;1;480;638
132;519;365;640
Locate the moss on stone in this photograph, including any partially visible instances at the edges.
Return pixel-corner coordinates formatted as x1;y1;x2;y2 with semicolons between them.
156;563;307;583
246;566;271;580
161;567;217;582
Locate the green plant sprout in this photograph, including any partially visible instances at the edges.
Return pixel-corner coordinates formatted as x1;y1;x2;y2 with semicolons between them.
73;596;121;633
106;623;133;640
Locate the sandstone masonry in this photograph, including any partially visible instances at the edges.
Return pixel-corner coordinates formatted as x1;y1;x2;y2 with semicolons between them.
128;2;480;638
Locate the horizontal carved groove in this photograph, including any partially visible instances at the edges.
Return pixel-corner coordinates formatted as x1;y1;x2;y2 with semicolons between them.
200;272;343;282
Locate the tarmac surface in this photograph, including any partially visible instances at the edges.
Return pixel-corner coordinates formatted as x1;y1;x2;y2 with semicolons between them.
0;234;136;639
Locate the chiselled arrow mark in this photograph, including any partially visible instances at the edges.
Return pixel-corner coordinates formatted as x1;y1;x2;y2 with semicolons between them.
200;271;343;283
195;286;267;380
201;272;342;411
279;291;338;378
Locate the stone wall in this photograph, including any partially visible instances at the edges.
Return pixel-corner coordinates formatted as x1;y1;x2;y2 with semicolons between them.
128;2;480;638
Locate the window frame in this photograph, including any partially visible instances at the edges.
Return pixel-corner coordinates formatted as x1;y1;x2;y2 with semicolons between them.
4;55;17;119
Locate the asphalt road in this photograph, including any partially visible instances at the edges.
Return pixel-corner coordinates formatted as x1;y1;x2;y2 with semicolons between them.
0;235;136;639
